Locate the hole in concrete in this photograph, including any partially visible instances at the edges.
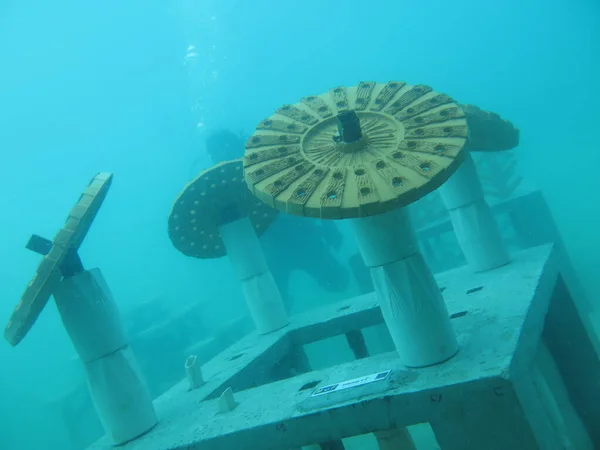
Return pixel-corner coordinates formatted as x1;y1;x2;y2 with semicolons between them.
466;286;483;294
440;286;446;292
338;305;351;311
419;162;431;171
299;380;320;391
269;345;312;382
450;311;468;319
305;335;356;370
229;354;244;361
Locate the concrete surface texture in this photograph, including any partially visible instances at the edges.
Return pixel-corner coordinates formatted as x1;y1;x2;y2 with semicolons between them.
87;244;599;449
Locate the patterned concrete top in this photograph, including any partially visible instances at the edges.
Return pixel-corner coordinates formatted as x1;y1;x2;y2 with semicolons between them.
4;172;113;346
243;81;468;219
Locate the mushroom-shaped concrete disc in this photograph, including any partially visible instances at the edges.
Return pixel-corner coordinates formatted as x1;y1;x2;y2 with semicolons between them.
461;104;520;152
243;81;468;219
4;172;113;346
168;159;279;259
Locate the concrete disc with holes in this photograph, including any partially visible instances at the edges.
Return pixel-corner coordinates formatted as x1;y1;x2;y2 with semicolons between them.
168;159;279;259
461;104;520;152
243;81;469;219
4;172;113;346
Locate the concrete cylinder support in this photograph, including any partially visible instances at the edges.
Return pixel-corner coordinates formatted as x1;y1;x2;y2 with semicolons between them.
53;268;157;446
219;216;289;334
438;152;510;272
350;208;458;367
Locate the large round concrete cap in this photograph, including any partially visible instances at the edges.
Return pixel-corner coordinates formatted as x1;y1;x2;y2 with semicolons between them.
168;159;278;259
243;81;468;219
461;104;520;152
4;172;113;346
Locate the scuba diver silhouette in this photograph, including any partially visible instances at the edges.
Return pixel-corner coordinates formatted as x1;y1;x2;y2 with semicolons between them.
202;129;350;312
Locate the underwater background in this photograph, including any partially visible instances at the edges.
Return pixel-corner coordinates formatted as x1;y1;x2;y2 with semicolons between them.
0;0;598;448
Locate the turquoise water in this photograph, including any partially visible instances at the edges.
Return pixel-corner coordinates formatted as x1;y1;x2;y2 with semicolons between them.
0;0;598;448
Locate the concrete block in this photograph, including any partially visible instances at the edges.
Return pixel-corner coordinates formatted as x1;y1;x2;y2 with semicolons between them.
88;245;600;450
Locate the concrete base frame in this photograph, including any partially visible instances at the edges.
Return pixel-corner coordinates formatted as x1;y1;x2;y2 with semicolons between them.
88;244;600;450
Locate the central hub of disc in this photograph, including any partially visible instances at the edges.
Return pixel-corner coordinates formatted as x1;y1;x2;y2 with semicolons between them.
301;111;402;168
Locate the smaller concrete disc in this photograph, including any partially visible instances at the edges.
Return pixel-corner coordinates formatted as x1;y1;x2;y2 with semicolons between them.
4;172;113;346
243;81;469;220
461;104;520;152
168;159;278;259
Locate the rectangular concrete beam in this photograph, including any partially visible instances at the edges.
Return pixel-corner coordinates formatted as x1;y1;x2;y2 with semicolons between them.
143;292;384;406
